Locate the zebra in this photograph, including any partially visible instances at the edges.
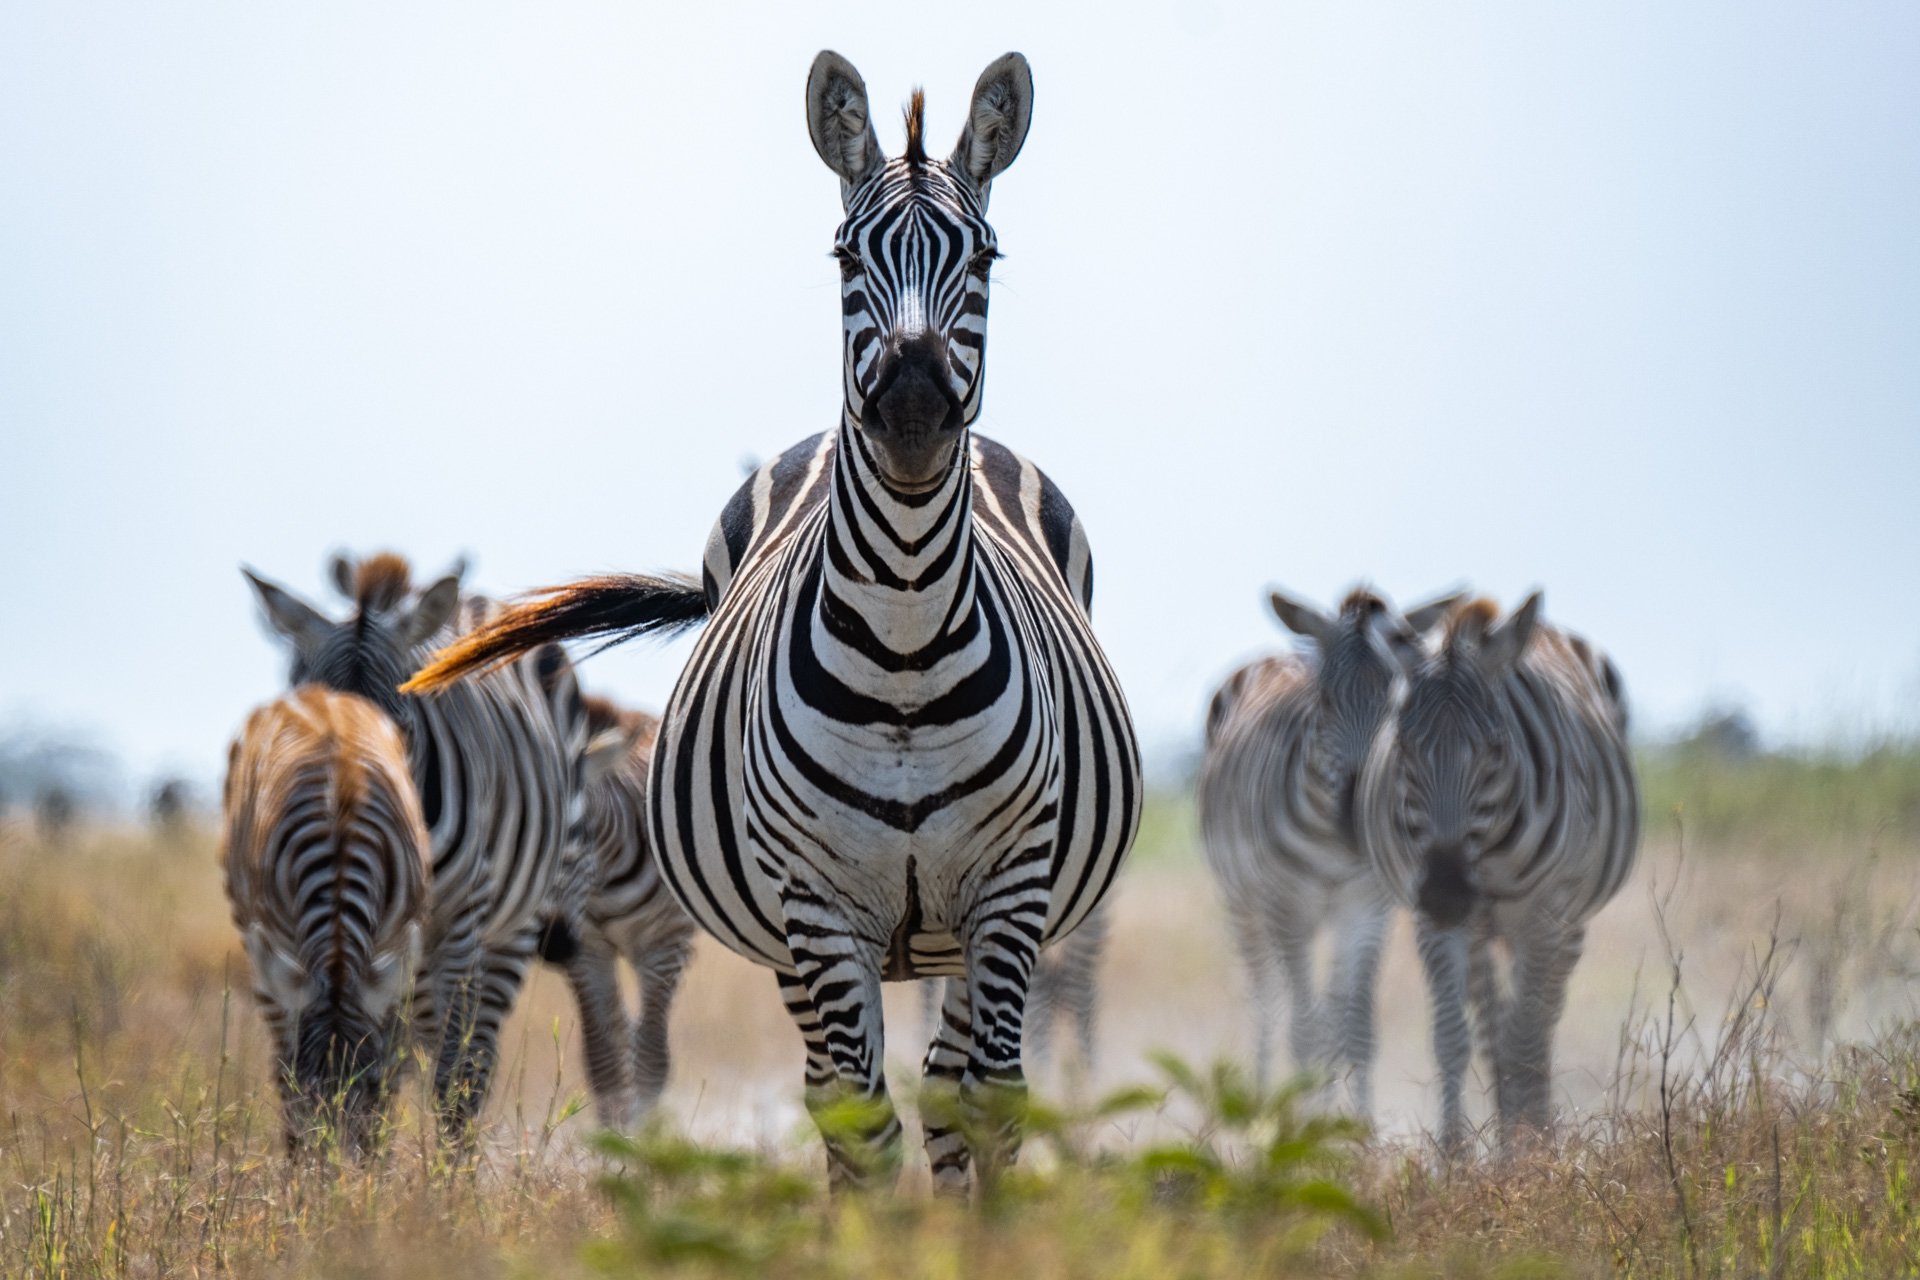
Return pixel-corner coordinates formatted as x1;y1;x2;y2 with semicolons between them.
545;694;697;1129
916;901;1111;1096
1356;592;1638;1153
1199;585;1462;1115
243;552;596;1137
220;684;430;1153
405;51;1141;1194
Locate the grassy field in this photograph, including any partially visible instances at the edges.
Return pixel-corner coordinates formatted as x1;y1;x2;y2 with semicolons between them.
4;744;1920;1277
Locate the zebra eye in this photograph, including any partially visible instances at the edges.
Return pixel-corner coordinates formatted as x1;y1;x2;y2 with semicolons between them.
833;247;861;281
968;247;1000;280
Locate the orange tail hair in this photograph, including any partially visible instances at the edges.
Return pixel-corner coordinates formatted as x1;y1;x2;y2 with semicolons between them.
401;572;707;694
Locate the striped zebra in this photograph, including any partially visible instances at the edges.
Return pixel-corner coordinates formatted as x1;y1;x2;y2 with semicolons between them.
220;685;430;1153
244;552;594;1137
545;695;697;1129
406;51;1141;1193
1357;593;1638;1152
1199;585;1462;1114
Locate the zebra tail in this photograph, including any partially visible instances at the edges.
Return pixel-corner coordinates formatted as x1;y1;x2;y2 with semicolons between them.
400;573;709;694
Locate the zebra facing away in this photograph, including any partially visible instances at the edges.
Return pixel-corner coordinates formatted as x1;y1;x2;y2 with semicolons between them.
407;52;1142;1194
1357;593;1637;1153
1199;585;1463;1115
243;553;597;1137
220;685;430;1154
547;695;697;1129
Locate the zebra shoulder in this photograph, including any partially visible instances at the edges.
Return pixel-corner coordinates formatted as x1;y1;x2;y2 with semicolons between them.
970;434;1094;612
702;431;837;607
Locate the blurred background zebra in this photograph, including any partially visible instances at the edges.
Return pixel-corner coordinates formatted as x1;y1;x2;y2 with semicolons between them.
1199;585;1462;1114
1359;592;1638;1152
220;685;429;1154
542;694;696;1129
243;551;598;1138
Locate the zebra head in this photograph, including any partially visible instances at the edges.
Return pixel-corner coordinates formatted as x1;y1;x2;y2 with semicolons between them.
244;553;464;733
1374;592;1543;926
1268;585;1465;836
806;51;1032;490
248;916;423;1155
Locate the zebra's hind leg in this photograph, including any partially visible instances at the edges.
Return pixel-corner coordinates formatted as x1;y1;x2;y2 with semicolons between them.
1415;914;1475;1158
920;974;974;1196
553;923;637;1131
959;849;1047;1189
1326;881;1392;1121
1061;906;1110;1096
629;931;692;1119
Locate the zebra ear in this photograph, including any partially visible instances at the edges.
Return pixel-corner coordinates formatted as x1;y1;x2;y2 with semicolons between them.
365;922;422;1014
244;924;309;1015
328;552;357;599
582;725;635;787
1402;589;1469;634
1485;591;1544;671
950;53;1033;199
1268;589;1332;645
399;574;462;648
807;51;883;203
243;568;331;653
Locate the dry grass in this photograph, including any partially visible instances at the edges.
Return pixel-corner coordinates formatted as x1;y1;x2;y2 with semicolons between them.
4;792;1920;1278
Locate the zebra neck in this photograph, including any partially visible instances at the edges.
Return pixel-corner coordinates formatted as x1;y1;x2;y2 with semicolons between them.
821;424;979;660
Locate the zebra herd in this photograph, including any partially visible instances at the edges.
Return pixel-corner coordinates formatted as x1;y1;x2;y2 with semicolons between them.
216;51;1638;1186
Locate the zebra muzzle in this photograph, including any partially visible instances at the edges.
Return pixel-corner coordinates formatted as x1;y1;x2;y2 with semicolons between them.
867;339;962;443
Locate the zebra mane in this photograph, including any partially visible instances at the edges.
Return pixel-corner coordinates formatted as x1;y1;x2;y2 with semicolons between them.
581;694;624;737
1337;586;1386;619
1442;597;1501;658
354;553;413;615
903;88;927;164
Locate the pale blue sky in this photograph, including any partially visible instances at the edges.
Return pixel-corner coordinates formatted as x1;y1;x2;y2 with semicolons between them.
2;2;1916;791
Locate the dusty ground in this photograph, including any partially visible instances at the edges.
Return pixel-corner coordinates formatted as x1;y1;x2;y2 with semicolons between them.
476;814;1920;1158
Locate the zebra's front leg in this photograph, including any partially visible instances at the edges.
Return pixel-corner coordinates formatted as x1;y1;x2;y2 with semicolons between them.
1498;915;1583;1148
1228;897;1286;1093
920;974;973;1196
1415;914;1475;1157
777;889;898;1193
959;853;1048;1188
1326;881;1392;1120
435;933;537;1144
